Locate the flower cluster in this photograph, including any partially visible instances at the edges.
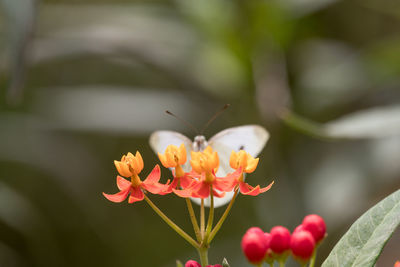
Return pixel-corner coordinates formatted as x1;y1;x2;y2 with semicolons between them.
103;144;273;203
241;214;326;266
103;143;274;267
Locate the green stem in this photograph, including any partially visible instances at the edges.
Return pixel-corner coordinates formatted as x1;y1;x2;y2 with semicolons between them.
200;199;205;239
185;198;201;242
144;195;199;249
279;259;285;267
197;246;208;266
204;188;214;243
208;188;239;243
309;249;317;267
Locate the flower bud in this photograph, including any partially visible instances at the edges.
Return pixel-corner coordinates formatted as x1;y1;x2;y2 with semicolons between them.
269;226;291;254
241;227;268;264
290;230;315;261
302;214;326;243
185;260;201;267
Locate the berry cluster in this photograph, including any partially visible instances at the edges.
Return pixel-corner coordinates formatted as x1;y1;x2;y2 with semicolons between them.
241;214;326;266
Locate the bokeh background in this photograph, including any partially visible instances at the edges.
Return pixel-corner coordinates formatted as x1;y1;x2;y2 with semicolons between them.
1;0;400;266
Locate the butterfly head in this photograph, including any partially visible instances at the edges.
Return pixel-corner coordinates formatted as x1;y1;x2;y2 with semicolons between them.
193;135;208;152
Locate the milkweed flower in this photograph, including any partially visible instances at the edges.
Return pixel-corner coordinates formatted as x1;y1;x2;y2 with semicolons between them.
103;151;167;203
229;150;273;196
173;146;239;199
158;144;192;193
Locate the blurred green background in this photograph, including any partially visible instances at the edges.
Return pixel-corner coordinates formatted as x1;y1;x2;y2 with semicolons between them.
1;0;400;266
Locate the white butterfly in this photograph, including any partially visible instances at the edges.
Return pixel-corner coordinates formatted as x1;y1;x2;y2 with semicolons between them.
149;125;269;207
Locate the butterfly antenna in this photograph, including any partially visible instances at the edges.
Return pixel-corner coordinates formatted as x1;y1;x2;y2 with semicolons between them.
200;104;230;134
165;110;199;134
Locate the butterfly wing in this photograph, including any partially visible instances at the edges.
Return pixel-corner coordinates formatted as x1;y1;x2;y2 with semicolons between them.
209;125;270;157
205;125;269;207
149;131;193;171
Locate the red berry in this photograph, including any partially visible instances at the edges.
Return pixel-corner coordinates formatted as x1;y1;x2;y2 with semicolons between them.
185;260;201;267
247;227;265;235
269;226;291;254
290;230;315;260
293;224;305;233
302;214;326;243
241;227;268;264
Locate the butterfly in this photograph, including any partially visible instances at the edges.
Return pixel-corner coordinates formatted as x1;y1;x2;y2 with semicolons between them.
149;125;269;207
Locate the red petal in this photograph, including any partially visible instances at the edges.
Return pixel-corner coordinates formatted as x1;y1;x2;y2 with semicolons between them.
173;188;193;198
192;182;210;199
224;168;242;181
180;175;193;189
212;188;226;198
116;176;131;190
259;181;274;193
143;165;161;184
214;178;235;192
157;179;175;195
142;182;165;194
103;188;130;203
128;187;144;203
239;182;261;196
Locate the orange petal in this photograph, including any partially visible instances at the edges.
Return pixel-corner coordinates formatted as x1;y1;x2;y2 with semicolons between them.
229;151;237;169
178;143;187;165
190;159;202;174
245;157;259;173
114;160;133;177
158;153;169;168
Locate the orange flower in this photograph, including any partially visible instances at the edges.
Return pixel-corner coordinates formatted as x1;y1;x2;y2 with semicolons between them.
158;144;187;168
103;151;168;203
229;150;273;196
395;261;400;267
158;144;192;194
190;146;219;178
114;151;144;177
230;150;259;173
173;147;239;199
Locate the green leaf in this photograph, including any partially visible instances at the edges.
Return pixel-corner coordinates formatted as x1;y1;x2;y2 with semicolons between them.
222;258;230;267
281;105;400;140
176;260;183;267
322;189;400;267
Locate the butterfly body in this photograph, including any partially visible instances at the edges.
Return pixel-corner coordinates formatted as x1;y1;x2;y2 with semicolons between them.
193;135;208;152
149;125;269;207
